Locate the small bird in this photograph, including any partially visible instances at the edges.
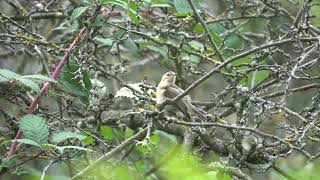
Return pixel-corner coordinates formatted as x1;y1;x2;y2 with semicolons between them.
156;71;206;121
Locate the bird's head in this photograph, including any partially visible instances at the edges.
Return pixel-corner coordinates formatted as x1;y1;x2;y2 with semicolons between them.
161;71;176;84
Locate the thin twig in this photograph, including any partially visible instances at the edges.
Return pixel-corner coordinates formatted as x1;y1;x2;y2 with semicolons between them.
187;0;225;62
7;27;87;159
40;159;56;180
71;127;148;179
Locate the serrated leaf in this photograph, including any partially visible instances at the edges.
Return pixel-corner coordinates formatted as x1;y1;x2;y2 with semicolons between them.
0;69;21;82
190;54;200;64
0;75;6;82
61;145;94;152
43;144;94;154
100;0;127;7
125;128;134;138
94;37;114;46
145;45;168;59
83;71;92;90
101;126;115;140
249;70;270;87
14;139;41;147
188;40;204;50
194;23;222;46
210;31;221;46
80;132;95;145
100;0;137;16
58;57;90;103
225;34;242;49
53;22;69;31
150;134;160;145
16;78;40;93
70;20;80;32
70;6;89;20
0;69;54;92
231;57;251;66
0;158;16;168
124;37;139;56
207;23;226;35
174;0;192;13
92;16;103;27
19;115;49;145
174;0;199;14
21;75;56;83
150;4;172;8
52;131;87;144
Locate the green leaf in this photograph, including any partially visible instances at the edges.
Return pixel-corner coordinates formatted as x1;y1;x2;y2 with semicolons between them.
21;75;55;83
136;144;148;153
94;37;114;46
207;23;226;35
80;132;95;145
174;0;199;14
150;3;172;8
239;70;270;87
58;57;90;103
124;37;139;56
174;0;192;13
125;128;134;138
100;0;127;7
52;131;87;144
70;20;80;32
0;76;6;83
16;78;40;93
128;1;140;24
210;31;222;46
194;23;222;46
19;115;49;145
101;126;115;140
150;134;160;145
60;146;94;152
111;165;139;180
16;75;55;93
0;69;54;93
0;158;16;168
47;90;64;97
231;57;251;66
145;45;168;59
249;70;269;87
0;69;21;82
53;22;69;31
224;35;242;49
163;148;212;179
190;55;200;64
70;6;89;20
112;28;126;39
100;0;137;15
14;139;41;147
83;71;92;90
92;16;103;27
188;40;204;50
43;144;94;154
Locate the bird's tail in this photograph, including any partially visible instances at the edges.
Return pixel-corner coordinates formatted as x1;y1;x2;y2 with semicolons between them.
192;105;226;124
191;105;207;121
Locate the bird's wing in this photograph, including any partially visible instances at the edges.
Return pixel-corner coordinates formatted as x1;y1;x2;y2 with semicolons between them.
164;85;192;120
167;84;207;121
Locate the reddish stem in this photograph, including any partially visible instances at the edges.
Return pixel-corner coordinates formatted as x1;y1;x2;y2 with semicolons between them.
7;27;86;159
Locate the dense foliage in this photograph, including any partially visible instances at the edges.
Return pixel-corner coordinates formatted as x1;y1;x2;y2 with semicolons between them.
0;0;320;179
